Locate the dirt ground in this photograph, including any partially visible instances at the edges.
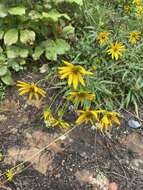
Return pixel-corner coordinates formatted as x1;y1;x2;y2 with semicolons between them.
0;72;143;190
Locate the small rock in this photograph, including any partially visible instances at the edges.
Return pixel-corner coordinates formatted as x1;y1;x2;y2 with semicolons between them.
128;119;141;129
121;133;143;156
0;114;7;121
109;182;118;190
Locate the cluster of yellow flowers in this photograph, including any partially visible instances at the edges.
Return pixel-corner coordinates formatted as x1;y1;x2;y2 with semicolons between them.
97;30;141;60
16;59;121;132
57;60;121;131
124;0;143;17
43;109;70;129
76;109;121;131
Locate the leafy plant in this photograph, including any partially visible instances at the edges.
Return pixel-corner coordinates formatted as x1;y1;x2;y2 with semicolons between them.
0;0;83;85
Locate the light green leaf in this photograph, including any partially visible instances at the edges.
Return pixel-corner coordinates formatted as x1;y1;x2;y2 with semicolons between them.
0;66;8;76
63;25;75;35
56;0;83;5
6;46;19;58
44;40;57;60
4;29;18;46
19;48;29;58
0;4;8;18
45;48;57;61
43;39;70;60
11;61;21;71
1;72;14;85
20;29;35;44
28;10;42;20
55;39;70;54
8;7;26;16
7;46;29;58
32;46;44;60
42;10;70;22
66;0;83;5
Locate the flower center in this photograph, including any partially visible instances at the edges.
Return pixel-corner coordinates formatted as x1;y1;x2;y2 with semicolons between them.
85;111;93;118
78;93;86;98
72;66;81;74
113;46;118;52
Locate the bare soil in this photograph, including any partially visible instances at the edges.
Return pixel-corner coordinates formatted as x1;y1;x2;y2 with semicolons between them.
0;72;143;190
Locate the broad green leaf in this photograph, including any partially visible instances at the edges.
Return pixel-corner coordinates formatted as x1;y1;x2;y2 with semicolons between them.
45;48;57;61
44;40;57;60
55;0;83;6
28;10;42;20
43;39;70;60
20;29;35;44
4;29;18;46
42;10;70;22
19;48;29;58
1;72;14;85
8;7;26;16
6;46;19;58
0;30;4;39
66;0;83;5
63;25;75;35
0;4;8;18
32;46;44;60
7;46;29;58
55;39;70;54
56;0;83;5
0;66;8;76
11;61;21;72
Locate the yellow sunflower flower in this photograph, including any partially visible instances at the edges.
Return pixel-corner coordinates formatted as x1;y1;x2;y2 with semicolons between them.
53;119;70;129
133;0;142;5
76;109;99;125
97;110;121;131
16;81;46;100
124;5;131;13
97;31;110;45
106;42;125;60
128;31;141;44
68;91;95;105
44;110;70;129
43;110;57;126
58;61;93;90
136;5;143;17
6;169;14;182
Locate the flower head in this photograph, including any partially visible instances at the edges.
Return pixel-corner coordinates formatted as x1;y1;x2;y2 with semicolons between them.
43;110;57;127
76;109;99;125
97;31;110;45
97;110;121;131
43;110;70;129
16;81;46;100
6;169;14;182
133;0;142;5
107;42;125;60
58;61;93;89
124;5;131;13
68;91;95;105
136;5;143;17
53;119;70;129
128;31;141;44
